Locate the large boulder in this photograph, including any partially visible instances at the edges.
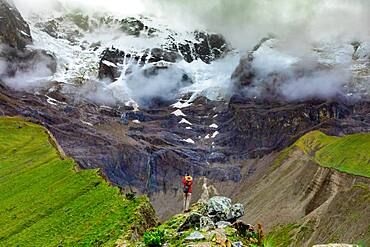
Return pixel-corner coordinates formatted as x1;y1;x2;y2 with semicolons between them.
208;196;232;216
0;0;32;50
207;196;245;222
179;212;203;231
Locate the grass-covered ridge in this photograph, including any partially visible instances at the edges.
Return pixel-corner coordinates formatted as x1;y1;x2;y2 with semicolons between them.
293;130;370;178
0;117;155;246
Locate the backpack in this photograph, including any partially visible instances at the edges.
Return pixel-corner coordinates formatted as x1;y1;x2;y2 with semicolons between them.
183;177;192;193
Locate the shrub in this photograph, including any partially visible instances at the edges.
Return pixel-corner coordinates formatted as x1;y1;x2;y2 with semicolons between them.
143;229;164;247
125;192;136;200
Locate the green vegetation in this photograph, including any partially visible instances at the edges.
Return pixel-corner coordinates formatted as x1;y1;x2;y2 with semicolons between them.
267;224;300;247
143;229;164;247
278;130;370;178
132;202;267;247
0;117;153;246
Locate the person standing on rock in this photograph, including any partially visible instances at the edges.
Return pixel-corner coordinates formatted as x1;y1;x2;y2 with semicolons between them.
182;173;193;213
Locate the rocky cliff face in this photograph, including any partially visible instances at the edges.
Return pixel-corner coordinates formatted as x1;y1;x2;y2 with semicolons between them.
0;0;56;81
1;83;369;206
98;30;229;82
0;0;32;50
219;96;370;158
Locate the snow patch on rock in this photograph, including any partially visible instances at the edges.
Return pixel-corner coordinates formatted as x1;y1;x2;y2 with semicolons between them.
102;60;118;68
211;131;219;138
182;138;195;144
172;109;186;117
179;118;192;125
172;101;192;109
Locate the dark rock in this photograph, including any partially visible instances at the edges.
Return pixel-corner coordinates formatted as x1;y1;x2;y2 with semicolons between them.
200;216;215;230
148;48;181;63
194;31;211;63
179;212;203;231
120;17;145;36
230;37;273;89
98;47;124;80
220;97;362;158
207;196;245;222
232;221;255;236
231;54;255;88
178;42;194;63
228;203;245;222
167;31;229;64
97;31;229;80
0;0;32;50
121;111;151;123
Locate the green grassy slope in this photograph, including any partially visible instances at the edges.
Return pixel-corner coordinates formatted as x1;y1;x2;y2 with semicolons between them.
293;130;370;178
0;117;148;246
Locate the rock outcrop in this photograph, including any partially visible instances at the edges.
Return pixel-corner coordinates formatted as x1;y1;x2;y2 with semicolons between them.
98;31;229;81
131;197;258;246
218;96;370;158
0;0;32;50
98;47;181;81
207;196;245;222
0;0;56;81
120;17;156;37
165;31;229;64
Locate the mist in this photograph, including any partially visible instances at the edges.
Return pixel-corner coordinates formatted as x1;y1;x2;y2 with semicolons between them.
124;64;193;106
0;44;56;91
4;0;370;104
281;69;349;101
11;0;370;51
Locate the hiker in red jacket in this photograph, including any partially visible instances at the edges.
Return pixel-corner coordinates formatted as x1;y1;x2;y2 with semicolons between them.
182;173;193;212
